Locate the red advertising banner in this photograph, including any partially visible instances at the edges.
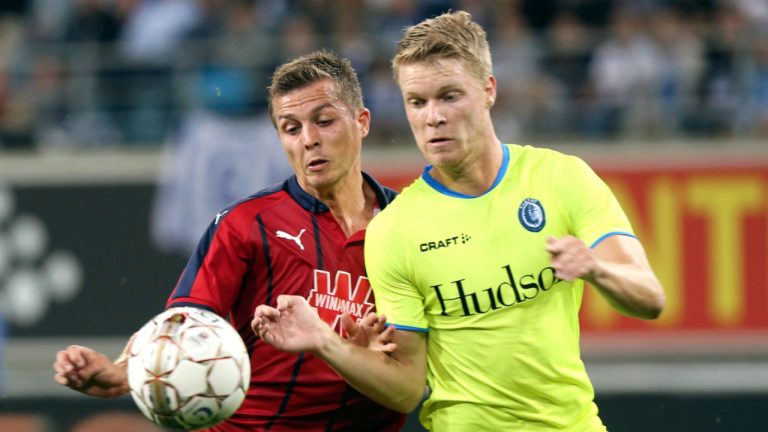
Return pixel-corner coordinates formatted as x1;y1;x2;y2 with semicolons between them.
586;163;768;334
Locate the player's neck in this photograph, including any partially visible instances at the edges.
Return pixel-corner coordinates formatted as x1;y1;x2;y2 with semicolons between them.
315;173;375;236
431;138;503;196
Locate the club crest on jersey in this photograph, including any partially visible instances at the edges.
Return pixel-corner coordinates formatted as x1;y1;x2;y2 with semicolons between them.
518;198;546;232
307;270;375;336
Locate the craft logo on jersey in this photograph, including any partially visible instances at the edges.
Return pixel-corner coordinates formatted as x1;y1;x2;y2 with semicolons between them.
420;233;472;252
307;270;375;336
518;198;546;232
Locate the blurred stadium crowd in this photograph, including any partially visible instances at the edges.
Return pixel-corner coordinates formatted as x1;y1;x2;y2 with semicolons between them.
0;0;767;151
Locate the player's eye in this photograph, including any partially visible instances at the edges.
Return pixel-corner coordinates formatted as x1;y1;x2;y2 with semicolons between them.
409;98;425;108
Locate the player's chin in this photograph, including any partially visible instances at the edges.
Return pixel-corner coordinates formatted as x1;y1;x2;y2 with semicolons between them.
306;173;340;191
425;150;461;167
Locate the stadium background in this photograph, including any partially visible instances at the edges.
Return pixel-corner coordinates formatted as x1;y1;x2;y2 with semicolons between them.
1;0;768;431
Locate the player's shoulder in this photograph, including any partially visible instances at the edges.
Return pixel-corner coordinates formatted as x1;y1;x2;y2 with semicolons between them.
508;143;586;167
374;177;425;214
367;178;430;243
507;144;593;182
214;180;292;225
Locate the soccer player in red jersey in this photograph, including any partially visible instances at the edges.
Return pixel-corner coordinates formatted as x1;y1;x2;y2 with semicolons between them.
52;51;406;432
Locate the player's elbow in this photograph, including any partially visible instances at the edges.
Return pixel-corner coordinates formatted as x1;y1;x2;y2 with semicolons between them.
637;288;666;320
647;291;666;320
391;385;426;413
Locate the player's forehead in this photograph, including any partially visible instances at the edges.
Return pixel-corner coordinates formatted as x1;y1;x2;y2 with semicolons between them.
274;79;345;119
398;58;477;93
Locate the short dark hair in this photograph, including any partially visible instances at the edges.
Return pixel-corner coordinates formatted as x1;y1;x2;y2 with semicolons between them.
268;50;364;126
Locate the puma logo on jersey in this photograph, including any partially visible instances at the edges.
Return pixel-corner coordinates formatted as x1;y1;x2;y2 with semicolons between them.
276;229;307;250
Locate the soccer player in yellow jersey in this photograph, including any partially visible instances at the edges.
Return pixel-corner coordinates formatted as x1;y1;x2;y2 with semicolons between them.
253;11;666;431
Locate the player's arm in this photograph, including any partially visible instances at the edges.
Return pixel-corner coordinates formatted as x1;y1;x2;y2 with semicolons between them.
316;317;427;413
52;339;133;399
253;295;427;413
547;234;665;319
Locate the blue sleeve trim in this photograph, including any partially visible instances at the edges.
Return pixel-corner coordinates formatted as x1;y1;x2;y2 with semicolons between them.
590;231;637;249
389;323;429;333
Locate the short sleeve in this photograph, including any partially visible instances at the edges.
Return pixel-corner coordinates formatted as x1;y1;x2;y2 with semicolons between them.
167;209;253;316
365;209;428;331
561;156;634;247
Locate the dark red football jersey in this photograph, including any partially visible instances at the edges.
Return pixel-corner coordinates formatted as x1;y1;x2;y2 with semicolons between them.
166;173;404;432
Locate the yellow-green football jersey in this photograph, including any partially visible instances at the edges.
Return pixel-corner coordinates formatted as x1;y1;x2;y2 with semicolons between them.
365;144;634;431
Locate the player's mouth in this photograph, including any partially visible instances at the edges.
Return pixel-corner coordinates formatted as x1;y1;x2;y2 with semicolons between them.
307;158;329;171
428;137;453;147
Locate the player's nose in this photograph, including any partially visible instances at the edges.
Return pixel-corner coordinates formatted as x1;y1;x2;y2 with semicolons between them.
426;101;446;127
301;125;321;149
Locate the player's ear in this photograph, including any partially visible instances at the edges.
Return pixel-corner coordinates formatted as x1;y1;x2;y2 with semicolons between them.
357;108;371;138
484;75;497;109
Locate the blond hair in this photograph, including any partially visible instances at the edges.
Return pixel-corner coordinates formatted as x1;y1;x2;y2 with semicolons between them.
392;10;492;83
268;50;364;126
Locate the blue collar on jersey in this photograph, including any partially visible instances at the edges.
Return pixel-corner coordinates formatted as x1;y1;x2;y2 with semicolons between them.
421;143;510;198
286;172;397;213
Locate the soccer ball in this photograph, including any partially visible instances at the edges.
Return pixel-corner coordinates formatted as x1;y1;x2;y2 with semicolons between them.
126;307;250;430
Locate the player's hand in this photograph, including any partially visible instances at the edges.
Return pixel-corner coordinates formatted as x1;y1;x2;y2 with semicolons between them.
251;304;281;343
252;295;329;353
251;304;281;337
341;312;397;354
53;345;129;399
546;235;596;282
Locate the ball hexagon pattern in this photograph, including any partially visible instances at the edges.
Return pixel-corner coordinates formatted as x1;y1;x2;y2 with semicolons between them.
127;307;250;430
